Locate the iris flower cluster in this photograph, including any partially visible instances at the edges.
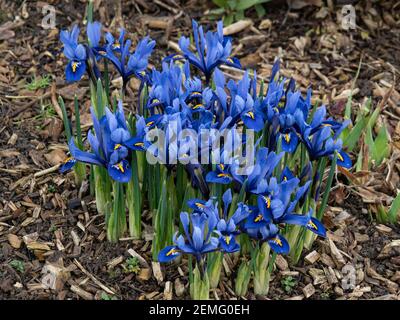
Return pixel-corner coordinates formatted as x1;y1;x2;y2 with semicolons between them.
60;22;155;85
61;101;132;183
59;19;352;261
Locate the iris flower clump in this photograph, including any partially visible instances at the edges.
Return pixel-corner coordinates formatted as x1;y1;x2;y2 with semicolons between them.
59;18;352;299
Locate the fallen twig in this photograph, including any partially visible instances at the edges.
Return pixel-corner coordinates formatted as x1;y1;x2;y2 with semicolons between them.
74;259;116;295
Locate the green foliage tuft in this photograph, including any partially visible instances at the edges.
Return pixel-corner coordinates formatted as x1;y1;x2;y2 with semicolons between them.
210;0;271;25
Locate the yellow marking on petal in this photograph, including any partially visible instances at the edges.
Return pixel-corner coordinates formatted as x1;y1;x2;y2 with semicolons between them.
72;62;80;73
278;101;285;108
152;98;160;104
263;196;271;209
283;176;287;181
219;164;225;171
113;162;125;173
273;237;282;247
284;133;290;143
273;107;279;113
134;142;144;147
114;144;122;150
307;220;318;230
254;214;264;222
146;121;154;127
225;236;231;245
226;57;233;64
192;104;203;110
64;157;74;163
98;50;106;55
195;202;205;209
247;111;255;119
337;152;344;162
217;173;230;178
174;54;184;60
113;42;120;49
191;91;202;96
166;248;178;256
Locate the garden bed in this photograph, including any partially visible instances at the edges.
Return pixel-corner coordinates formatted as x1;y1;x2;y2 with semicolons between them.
0;0;399;300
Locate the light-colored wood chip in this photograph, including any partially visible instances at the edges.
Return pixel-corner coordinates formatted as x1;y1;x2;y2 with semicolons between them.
152;261;164;283
7;234;22;249
305;250;320;264
302;283;315;298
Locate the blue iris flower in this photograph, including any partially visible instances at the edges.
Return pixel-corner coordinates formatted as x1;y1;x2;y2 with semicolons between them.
249;176;326;238
87;21;108;60
213;69;264;132
105;32;155;85
60;101;132;183
262;60;286;119
295;105;352;168
158;211;219;263
59;156;77;173
105;28;126;53
147;62;185;110
185;190;249;253
60;25;87;82
231;147;284;193
244;220;290;254
214;190;250;253
168;20;241;83
206;163;233;185
124;115;154;151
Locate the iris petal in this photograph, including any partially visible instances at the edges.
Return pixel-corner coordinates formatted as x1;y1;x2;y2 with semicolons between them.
158;246;181;262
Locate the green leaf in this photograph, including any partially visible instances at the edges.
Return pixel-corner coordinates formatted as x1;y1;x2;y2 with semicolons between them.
355;147;363;172
212;0;228;8
224;13;234;25
255;4;266;18
373;126;389;165
365;124;375;168
343;115;368;151
342;97;371;147
235;10;245;22
227;0;239;10
58;96;72;142
127;152;142;239
367;103;382;130
388;192;400;223
236;0;270;11
74;95;83;149
86;0;94;24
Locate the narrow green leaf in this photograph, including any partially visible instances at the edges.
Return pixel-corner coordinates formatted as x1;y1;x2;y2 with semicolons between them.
365;124;376;168
343;115;368;151
373;126;390;165
58;96;72;142
224;14;234;26
388;192;400;223
96;78;104;117
86;0;94;24
74;95;83;149
355;147;363;172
